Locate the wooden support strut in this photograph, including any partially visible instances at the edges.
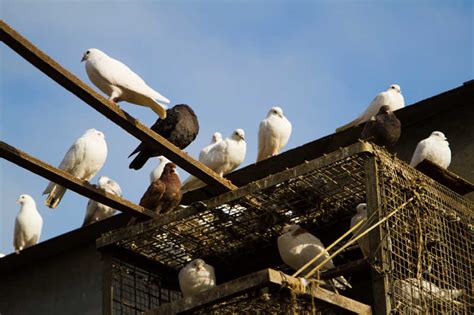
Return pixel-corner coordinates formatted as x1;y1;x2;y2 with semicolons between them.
0;141;156;219
0;20;236;195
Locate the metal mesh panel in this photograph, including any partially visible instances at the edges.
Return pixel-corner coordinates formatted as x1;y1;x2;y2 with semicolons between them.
111;258;181;314
375;149;473;314
117;151;369;270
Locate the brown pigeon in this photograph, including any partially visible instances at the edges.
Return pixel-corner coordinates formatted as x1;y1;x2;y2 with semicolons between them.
139;163;182;214
129;104;199;170
360;105;401;150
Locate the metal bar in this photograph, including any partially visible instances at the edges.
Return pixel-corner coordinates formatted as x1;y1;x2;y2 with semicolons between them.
0;20;235;195
101;250;114;315
364;157;391;315
0;140;156;218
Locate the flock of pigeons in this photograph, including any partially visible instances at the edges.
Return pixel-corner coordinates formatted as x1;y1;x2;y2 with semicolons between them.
9;48;455;300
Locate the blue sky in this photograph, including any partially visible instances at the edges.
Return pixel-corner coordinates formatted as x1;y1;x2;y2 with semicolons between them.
1;0;472;255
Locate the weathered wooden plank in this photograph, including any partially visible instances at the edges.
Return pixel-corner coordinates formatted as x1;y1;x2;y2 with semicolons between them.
0;140;156;218
147;269;372;315
0;20;235;195
415;159;474;195
364;157;391;315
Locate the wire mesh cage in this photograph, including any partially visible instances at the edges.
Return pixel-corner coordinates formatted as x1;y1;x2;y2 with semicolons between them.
97;142;473;314
372;149;473;314
104;250;182;314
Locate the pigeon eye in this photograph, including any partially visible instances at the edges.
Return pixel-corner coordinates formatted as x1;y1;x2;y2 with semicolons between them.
86;51;90;54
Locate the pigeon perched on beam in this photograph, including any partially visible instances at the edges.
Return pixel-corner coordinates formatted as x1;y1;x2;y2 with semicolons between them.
257;106;292;162
150;156;181;183
277;224;351;290
81;48;170;118
199;132;222;161
82;176;122;226
14;194;43;253
410;131;451;169
129;104;199;170
336;84;404;132
43;129;108;208
360;105;401;149
179;259;216;298
181;129;246;193
139;163;182;214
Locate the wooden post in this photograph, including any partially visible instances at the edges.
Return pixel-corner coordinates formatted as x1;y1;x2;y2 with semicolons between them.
365;157;391;315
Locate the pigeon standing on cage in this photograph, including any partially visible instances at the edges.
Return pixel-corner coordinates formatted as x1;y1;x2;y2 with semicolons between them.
81;48;170;118
179;259;216;298
139;163;182;214
14;194;43;253
410;131;451;169
82;176;123;226
257;106;292;162
128;104;199;170
181;129;246;193
43;129;108;209
336;84;405;133
277;224;352;290
350;203;370;259
360;105;401;150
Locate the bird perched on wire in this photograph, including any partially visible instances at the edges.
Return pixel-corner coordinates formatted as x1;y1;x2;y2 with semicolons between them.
350;203;370;259
82;176;122;226
410;131;451;169
257;106;292;162
178;259;216;298
14;194;43;253
181;129;246;193
360;105;401;150
277;224;352;290
129;104;199;170
43;129;108;208
336;84;405;133
139;163;182;214
81;48;170;118
149;156;181;183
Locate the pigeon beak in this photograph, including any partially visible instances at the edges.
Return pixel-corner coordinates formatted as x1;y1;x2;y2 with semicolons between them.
81;55;86;62
239;134;245;141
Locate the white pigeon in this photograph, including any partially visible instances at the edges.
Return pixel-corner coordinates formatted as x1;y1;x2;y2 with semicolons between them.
43;129;108;209
181;129;246;193
178;259;216;298
81;48;170;118
82;176;122;226
149;156;181;183
257;106;292;162
14;194;43;253
350;203;370;259
277;224;351;290
410;131;451;169
336;84;405;132
199;132;223;161
394;278;463;306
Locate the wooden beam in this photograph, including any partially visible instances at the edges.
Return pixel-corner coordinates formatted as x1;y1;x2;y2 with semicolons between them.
415;159;474;195
146;269;372;315
0;20;235;195
0;141;156;218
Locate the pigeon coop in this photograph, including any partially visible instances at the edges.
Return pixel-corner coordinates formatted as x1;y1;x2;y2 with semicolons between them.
97;142;474;314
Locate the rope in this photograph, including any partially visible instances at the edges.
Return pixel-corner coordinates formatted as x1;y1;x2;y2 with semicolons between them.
304;193;419;279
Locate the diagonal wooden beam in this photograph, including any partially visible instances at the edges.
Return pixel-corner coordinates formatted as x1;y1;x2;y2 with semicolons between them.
0;141;156;219
0;20;236;195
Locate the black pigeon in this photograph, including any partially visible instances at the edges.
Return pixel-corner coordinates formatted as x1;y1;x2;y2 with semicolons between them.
361;105;401;149
129;104;199;169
